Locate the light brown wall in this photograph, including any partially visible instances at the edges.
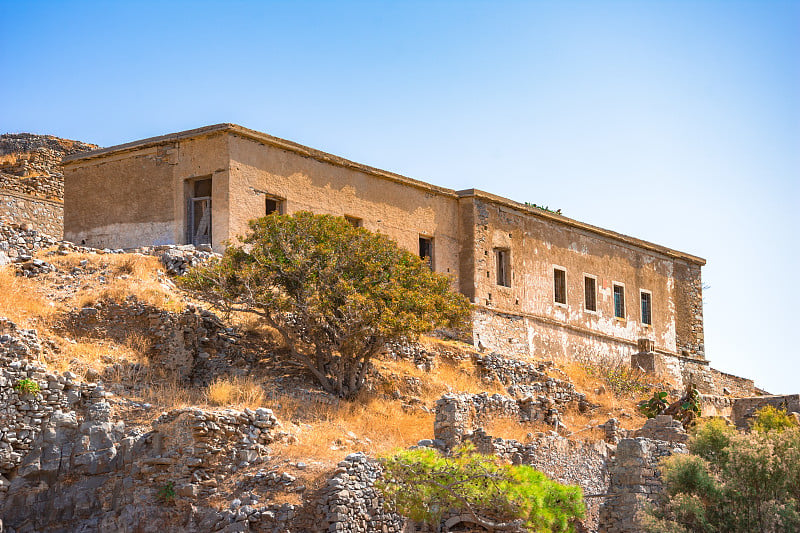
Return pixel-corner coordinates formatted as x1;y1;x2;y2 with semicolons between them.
64;134;229;250
467;196;701;360
226;134;463;282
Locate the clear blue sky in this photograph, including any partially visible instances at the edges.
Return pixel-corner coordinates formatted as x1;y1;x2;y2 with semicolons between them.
2;1;798;393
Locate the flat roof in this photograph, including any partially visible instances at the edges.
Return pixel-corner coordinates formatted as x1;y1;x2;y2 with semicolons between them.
63;123;706;265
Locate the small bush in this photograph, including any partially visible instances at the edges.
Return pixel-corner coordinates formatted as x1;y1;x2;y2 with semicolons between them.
645;421;800;532
13;378;40;395
157;481;176;502
639;391;669;418
378;444;584;532
750;405;798;433
688;418;735;464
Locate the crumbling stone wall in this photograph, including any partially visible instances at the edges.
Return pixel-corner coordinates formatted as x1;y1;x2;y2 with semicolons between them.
673;261;704;358
1;133;97;237
434;393;565;448
0;193;63;237
0;223;59;263
465;429;612;531
731;394;800;429
599;438;686;533
312;452;404;533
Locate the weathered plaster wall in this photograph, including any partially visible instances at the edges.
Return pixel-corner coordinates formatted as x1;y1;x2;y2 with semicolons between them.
464;194;704;361
227;133;463;281
63;135;229;250
0;191;62;237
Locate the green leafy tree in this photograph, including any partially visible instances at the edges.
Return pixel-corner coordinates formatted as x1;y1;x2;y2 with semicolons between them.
643;408;800;533
378;444;584;532
180;212;471;398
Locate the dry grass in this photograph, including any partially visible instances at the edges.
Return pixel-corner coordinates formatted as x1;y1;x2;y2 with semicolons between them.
482;416;555;442
44;331;153;378
272;392;434;463
0;267;60;327
206;375;266;407
555;358;650;429
376;357;505;404
46;253;185;313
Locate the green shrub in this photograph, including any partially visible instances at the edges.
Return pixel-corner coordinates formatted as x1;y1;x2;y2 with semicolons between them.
639;391;669;418
181;212;471;399
644;421;800;532
378;444;584;532
750;405;798;433
13;378;40;395
157;481;176;502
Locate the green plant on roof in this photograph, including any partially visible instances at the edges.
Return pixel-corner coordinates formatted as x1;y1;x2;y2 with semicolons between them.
524;202;562;215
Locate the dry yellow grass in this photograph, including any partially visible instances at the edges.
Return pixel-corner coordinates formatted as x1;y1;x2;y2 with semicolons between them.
272;392;433;463
44;330;153;378
45;253;185;313
206;375;266;407
376;357;505;404
482;416;556;442
0;267;60;327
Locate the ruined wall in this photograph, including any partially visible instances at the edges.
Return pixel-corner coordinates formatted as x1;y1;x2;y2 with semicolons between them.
462;193;704;362
63;133;230;251
673;260;704;357
731;394;800;429
227;133;463;282
599;437;686;533
0;192;62;237
467;430;612;532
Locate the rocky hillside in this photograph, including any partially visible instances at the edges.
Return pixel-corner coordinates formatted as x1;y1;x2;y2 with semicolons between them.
2;223;784;532
0;133;98;200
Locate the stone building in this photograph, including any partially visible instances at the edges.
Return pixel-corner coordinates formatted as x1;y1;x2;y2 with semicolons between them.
62;124;706;367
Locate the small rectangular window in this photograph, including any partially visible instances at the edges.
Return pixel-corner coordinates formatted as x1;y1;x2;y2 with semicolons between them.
554;267;567;305
495;248;510;287
641;291;652;325
265;197;284;215
613;284;625;319
419;236;433;267
344;215;362;227
584;276;597;312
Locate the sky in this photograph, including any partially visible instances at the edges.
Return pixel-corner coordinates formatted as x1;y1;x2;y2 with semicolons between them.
1;1;798;394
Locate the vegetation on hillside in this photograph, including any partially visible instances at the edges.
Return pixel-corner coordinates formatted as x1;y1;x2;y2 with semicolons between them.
644;406;800;533
180;212;471;398
378;444;584;532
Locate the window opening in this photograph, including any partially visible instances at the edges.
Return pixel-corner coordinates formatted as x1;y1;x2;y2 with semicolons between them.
584;276;597;312
265;197;284;215
344;215;362;227
554;268;567;305
495;248;511;287
419;236;433;267
186;178;212;246
613;284;626;319
641;291;652;325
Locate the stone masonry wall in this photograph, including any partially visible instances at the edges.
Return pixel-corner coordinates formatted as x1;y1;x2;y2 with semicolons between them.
0;193;63;238
473;308;636;364
466;429;612;531
434;393;565;448
731;394;800;429
598;437;686;533
0;224;60;264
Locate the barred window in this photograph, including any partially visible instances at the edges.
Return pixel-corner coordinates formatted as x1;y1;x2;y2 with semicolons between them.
613;284;625;318
584;276;597;312
554;268;567;305
495;248;511;287
641;291;652;325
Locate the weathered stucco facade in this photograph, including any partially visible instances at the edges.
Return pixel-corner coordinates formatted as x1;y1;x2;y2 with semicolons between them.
63;124;706;366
